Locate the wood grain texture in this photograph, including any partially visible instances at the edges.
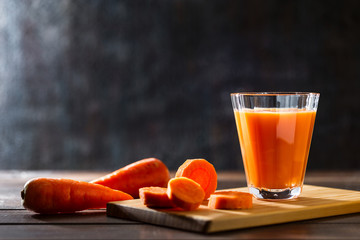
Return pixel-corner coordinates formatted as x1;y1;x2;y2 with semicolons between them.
107;185;360;233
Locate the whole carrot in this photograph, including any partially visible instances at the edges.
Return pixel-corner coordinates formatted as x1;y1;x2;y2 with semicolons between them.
91;158;170;198
21;178;133;214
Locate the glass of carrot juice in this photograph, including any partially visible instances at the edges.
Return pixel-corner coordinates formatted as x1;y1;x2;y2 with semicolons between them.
231;92;320;200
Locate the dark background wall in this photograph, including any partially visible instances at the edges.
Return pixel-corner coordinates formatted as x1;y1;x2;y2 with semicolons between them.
0;0;359;171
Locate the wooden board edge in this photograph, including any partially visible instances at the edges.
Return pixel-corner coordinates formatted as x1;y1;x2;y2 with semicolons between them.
206;200;360;233
106;185;360;233
107;201;211;233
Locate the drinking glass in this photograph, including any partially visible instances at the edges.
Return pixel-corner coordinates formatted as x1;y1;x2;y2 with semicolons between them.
231;92;320;200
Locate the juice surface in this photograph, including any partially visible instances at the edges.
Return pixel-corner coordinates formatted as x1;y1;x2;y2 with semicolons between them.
234;108;316;190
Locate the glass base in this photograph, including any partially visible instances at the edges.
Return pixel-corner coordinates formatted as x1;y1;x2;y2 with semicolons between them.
249;186;302;200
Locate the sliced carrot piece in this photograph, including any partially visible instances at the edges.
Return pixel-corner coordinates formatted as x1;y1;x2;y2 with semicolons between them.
175;159;217;200
139;187;175;208
167;177;205;211
208;191;253;209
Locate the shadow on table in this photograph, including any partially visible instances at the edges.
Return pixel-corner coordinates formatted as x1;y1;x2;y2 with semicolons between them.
30;209;137;224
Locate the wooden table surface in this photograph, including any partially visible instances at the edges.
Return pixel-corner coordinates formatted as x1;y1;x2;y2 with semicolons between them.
1;170;360;239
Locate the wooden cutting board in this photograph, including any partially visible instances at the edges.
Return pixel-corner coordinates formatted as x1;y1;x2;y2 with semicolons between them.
107;185;360;233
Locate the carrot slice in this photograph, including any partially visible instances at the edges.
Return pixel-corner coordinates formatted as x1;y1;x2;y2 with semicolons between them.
167;177;205;211
139;187;175;208
208;191;253;209
175;159;217;200
21;178;133;214
91;158;170;198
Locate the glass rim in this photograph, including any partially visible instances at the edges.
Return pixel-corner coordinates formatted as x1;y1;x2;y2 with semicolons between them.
230;92;320;96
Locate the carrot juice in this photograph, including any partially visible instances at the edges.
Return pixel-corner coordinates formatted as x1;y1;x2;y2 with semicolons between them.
231;92;319;200
234;109;316;191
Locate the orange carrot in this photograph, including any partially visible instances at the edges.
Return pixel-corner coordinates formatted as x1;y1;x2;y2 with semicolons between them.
167;177;205;211
175;159;217;200
208;191;253;209
21;178;133;214
91;158;170;198
139;187;175;208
